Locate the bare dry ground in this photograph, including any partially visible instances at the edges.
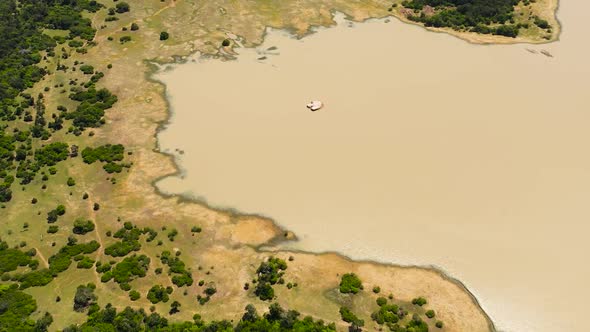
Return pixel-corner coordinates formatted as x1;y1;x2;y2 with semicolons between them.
1;0;558;331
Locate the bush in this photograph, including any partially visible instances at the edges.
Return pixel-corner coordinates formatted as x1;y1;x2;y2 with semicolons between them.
147;285;169;304
130;23;139;31
412;297;427;306
129;290;140;301
222;39;231;47
339;307;363;326
119;36;132;44
160;31;169;40
254;282;274;301
35;143;69;166
373;286;381;294
73;218;95;235
115;2;130;13
425;310;435;318
376;297;387;306
73;284;96;312
67;177;76;186
79;65;94;75
110;254;150;284
76;257;95;269
339;273;362;294
47;225;59;233
436;321;444;328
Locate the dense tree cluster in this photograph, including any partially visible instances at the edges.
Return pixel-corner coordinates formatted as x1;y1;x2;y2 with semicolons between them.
34;142;69;166
254;257;288;301
339;307;364;329
147;285;170;304
101;254;150;287
63;302;336;331
371;297;404;326
48;240;100;274
104;222;144;257
0;240;37;273
160;250;193;287
370;296;442;331
0;0;119;202
402;0;525;37
66;87;118;129
0;284;53;331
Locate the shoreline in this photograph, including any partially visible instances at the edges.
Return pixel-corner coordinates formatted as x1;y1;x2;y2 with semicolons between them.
147;14;498;331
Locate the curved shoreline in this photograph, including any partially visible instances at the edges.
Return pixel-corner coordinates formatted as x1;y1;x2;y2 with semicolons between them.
146;15;498;331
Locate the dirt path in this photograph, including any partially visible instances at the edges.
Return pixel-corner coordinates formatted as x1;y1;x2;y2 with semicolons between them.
34;247;49;268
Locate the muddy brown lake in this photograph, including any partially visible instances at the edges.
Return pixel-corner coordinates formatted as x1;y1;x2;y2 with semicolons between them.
156;3;590;331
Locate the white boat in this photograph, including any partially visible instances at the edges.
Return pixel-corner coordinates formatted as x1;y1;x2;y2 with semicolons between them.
306;100;323;111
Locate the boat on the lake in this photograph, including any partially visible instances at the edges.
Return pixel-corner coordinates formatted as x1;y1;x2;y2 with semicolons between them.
306;100;323;111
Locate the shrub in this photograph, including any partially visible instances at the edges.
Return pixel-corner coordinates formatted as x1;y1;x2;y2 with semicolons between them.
373;286;381;294
339;273;362;294
73;218;95;235
129;290;140;301
160;31;169;40
110;254;150;284
170;300;181;314
436;321;444;328
147;285;169;304
115;2;130;13
254;282;274;301
119;36;132;44
79;65;94;75
67;177;76;186
412;297;427;306
339;307;363;326
222;39;231;47
167;229;178;241
35;143;69;166
73;283;97;312
425;310;436;318
376;297;387;306
76;257;95;269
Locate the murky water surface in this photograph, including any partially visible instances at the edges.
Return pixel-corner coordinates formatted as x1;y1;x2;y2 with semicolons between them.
156;3;590;331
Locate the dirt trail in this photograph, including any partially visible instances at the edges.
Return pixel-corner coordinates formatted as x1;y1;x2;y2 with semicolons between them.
34;247;49;268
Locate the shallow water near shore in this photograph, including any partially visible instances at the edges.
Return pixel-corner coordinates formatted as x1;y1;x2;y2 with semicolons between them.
156;3;590;331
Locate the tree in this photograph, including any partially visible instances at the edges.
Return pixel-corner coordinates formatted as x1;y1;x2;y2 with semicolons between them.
130;23;139;31
147;285;169;304
129;290;140;301
73;218;95;234
254;282;274;301
73;284;97;312
115;2;130;13
79;65;94;74
339;273;362;294
35;312;53;332
412;297;427;306
169;301;181;314
160;31;169;41
242;304;259;322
